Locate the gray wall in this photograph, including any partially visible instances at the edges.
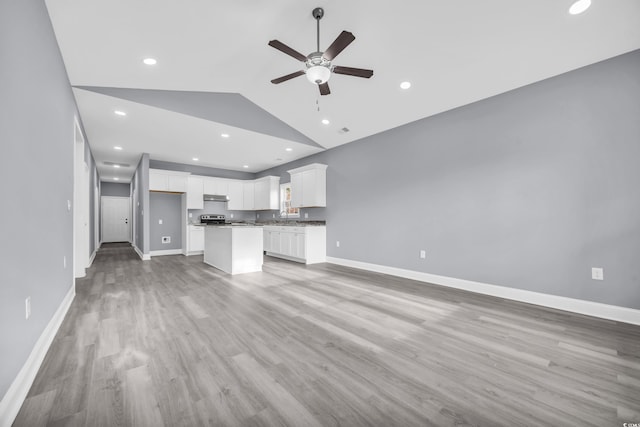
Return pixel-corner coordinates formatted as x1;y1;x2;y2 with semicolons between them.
259;50;640;310
150;159;254;180
101;182;130;197
149;193;183;251
0;0;83;401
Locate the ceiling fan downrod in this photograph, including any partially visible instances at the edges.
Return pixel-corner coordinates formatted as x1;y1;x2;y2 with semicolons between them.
313;7;324;53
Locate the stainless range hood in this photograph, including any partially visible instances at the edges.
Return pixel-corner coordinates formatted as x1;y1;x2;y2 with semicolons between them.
203;194;229;202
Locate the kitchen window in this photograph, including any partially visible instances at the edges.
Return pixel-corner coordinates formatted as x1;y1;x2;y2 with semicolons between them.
280;183;299;218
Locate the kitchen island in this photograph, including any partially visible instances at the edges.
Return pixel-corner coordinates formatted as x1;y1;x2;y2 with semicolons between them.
204;226;263;275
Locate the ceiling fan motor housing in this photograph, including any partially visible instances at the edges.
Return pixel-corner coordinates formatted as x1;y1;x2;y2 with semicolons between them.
305;52;332;84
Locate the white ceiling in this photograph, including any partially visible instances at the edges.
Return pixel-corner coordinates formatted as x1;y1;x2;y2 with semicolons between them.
45;0;640;182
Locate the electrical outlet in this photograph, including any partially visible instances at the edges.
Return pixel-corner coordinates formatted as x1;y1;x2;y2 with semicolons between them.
420;250;426;259
230;213;234;218
305;213;309;219
272;213;275;218
63;256;66;269
67;200;71;211
257;213;260;218
336;241;340;247
158;219;163;225
25;297;31;320
189;212;193;218
162;236;171;244
592;267;604;281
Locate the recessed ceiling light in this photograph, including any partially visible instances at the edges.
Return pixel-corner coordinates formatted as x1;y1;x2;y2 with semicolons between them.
243;165;249;169
114;110;127;116
321;119;330;125
113;177;119;181
285;148;293;152
114;146;123;150
400;81;411;90
221;133;230;138
192;157;199;161
113;164;120;168
569;0;591;14
143;58;157;65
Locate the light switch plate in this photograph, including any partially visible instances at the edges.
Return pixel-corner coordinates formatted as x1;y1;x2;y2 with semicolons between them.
159;219;163;224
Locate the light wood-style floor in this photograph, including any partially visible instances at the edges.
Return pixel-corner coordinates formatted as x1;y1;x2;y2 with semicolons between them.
13;243;640;426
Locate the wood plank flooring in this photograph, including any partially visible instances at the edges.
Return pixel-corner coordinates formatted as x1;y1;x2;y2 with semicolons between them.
13;242;640;426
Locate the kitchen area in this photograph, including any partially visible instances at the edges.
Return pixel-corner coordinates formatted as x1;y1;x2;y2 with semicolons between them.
149;163;327;275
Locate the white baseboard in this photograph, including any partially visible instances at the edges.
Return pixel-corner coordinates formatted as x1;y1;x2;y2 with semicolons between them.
88;250;96;267
326;257;640;326
133;245;150;261
150;249;183;257
0;283;76;427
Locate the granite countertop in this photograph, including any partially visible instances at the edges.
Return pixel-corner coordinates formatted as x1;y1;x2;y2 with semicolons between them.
189;221;326;227
257;221;326;227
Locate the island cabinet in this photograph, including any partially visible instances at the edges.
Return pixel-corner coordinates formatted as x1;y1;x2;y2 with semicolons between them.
263;226;326;264
204;226;263;275
288;163;327;208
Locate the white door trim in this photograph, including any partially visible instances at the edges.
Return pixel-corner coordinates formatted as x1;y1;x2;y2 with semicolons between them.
73;117;89;278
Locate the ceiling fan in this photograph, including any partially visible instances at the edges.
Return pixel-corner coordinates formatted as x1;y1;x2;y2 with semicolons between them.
268;7;374;96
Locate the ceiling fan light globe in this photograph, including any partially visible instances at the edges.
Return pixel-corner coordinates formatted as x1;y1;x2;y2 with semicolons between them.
306;65;331;85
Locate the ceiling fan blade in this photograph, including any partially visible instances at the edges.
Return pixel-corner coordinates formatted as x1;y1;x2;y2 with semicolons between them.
268;40;308;62
270;70;305;84
332;66;374;79
319;82;330;96
323;31;355;61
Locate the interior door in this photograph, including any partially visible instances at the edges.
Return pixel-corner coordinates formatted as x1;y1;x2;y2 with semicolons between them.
102;196;131;242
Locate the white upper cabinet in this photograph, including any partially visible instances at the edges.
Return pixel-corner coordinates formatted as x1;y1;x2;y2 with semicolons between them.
187;176;204;209
254;176;280;210
288;163;327;207
149;169;189;192
179;173;281;211
243;182;255;210
227;180;243;210
203;177;229;196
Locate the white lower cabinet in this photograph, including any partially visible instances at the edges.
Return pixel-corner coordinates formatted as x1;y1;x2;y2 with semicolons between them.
263;226;325;264
188;225;205;254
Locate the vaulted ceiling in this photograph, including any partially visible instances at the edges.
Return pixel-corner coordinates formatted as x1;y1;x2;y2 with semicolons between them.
44;0;640;182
